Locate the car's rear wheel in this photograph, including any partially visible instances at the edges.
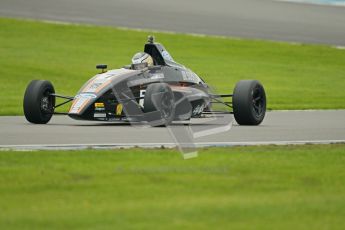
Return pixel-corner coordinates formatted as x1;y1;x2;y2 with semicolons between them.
23;80;55;124
144;83;175;126
232;80;266;125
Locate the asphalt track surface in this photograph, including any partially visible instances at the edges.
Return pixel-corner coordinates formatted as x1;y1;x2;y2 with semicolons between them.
1;111;344;150
1;0;345;45
1;1;345;149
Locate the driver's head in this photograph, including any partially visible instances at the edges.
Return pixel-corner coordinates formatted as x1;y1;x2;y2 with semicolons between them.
131;52;153;70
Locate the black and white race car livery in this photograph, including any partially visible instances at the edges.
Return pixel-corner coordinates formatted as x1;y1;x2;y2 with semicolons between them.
23;36;266;127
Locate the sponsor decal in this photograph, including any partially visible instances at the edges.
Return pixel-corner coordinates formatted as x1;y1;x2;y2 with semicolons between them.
69;97;90;114
139;89;146;108
116;104;123;116
127;78;154;87
182;71;200;82
151;73;164;80
95;102;104;108
88;83;103;92
94;113;106;118
192;104;205;116
83;69;135;93
162;50;174;61
75;93;97;99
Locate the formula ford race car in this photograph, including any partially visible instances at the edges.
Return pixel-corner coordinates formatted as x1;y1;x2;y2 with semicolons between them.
23;36;266;127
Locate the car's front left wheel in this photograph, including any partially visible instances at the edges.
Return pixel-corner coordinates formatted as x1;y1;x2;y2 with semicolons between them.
232;80;266;125
23;80;55;124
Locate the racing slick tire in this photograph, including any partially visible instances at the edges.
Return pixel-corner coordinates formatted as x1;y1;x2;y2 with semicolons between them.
23;80;55;124
232;80;266;125
144;83;175;127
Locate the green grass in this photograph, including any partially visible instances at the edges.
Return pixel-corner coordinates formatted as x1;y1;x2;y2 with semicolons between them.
1;17;345;115
0;144;345;229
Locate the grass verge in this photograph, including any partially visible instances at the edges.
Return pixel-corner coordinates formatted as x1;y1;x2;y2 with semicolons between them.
0;18;345;115
0;144;345;229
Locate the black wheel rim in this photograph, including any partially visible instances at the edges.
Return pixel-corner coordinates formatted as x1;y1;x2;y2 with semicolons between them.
40;89;54;114
160;92;174;119
252;86;265;118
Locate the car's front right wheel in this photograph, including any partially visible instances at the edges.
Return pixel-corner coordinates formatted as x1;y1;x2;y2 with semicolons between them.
143;83;175;127
23;80;55;124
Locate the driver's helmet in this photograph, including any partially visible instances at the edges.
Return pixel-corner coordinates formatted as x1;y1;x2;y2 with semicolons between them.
131;52;154;70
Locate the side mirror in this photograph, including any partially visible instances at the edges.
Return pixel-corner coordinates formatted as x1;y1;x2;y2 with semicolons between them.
96;64;107;73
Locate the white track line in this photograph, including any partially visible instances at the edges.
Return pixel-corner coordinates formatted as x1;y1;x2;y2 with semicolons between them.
0;140;344;151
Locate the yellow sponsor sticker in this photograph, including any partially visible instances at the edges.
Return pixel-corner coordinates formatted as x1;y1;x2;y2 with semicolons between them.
116;104;123;116
95;102;104;108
